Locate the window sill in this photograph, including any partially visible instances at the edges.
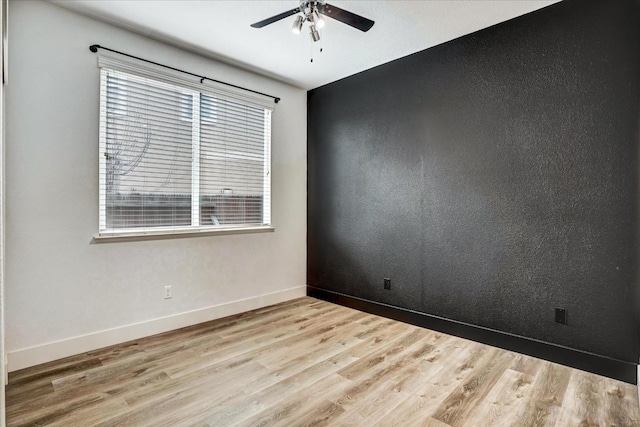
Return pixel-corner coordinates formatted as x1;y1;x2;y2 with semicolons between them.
92;225;275;243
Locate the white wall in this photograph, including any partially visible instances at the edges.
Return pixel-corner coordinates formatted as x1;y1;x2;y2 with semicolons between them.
5;0;307;371
0;0;5;421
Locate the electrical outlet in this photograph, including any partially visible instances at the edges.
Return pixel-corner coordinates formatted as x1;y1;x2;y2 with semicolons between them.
164;285;172;299
555;308;567;324
384;278;391;290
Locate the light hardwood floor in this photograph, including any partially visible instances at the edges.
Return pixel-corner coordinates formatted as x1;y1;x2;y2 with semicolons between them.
7;297;640;426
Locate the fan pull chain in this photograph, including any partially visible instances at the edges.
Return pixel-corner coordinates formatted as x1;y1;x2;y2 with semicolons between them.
311;29;323;62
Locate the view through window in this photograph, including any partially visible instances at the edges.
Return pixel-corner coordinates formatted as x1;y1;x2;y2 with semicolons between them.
99;68;272;235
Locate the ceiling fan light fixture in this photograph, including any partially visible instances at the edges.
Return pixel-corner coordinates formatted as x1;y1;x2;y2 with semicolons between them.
292;15;304;34
312;10;325;29
309;24;320;42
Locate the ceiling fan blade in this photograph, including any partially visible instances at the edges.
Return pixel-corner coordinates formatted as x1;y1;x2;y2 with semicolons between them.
319;3;374;32
250;7;301;28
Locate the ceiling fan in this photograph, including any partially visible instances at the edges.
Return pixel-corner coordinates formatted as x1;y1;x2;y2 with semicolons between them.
250;1;374;42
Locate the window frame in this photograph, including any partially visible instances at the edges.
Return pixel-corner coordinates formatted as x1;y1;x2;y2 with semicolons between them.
96;56;274;240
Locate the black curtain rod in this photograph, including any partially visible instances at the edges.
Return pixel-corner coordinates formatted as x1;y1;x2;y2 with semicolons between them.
89;44;280;103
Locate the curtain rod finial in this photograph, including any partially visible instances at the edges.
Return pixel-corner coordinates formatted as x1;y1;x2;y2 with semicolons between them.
275;98;281;103
89;45;100;53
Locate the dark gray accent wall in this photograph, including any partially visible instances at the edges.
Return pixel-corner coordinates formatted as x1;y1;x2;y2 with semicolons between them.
307;0;640;363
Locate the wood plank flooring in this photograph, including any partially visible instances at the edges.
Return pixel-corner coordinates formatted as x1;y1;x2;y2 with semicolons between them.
7;297;640;426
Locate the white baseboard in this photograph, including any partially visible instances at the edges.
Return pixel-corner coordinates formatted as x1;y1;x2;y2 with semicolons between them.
8;286;306;372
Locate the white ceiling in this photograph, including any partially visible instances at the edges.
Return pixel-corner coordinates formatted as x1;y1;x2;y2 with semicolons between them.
51;0;561;90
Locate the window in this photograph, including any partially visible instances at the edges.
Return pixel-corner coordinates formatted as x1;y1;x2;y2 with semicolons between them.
98;65;272;237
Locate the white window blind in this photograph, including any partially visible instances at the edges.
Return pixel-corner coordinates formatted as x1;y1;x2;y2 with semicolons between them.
98;67;272;235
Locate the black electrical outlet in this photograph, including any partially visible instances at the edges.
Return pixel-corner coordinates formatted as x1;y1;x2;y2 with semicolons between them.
555;308;567;324
384;278;391;290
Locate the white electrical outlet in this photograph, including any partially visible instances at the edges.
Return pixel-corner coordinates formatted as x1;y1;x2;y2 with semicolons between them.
164;285;172;299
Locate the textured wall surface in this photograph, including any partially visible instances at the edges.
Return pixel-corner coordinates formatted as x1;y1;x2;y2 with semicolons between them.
308;0;640;362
